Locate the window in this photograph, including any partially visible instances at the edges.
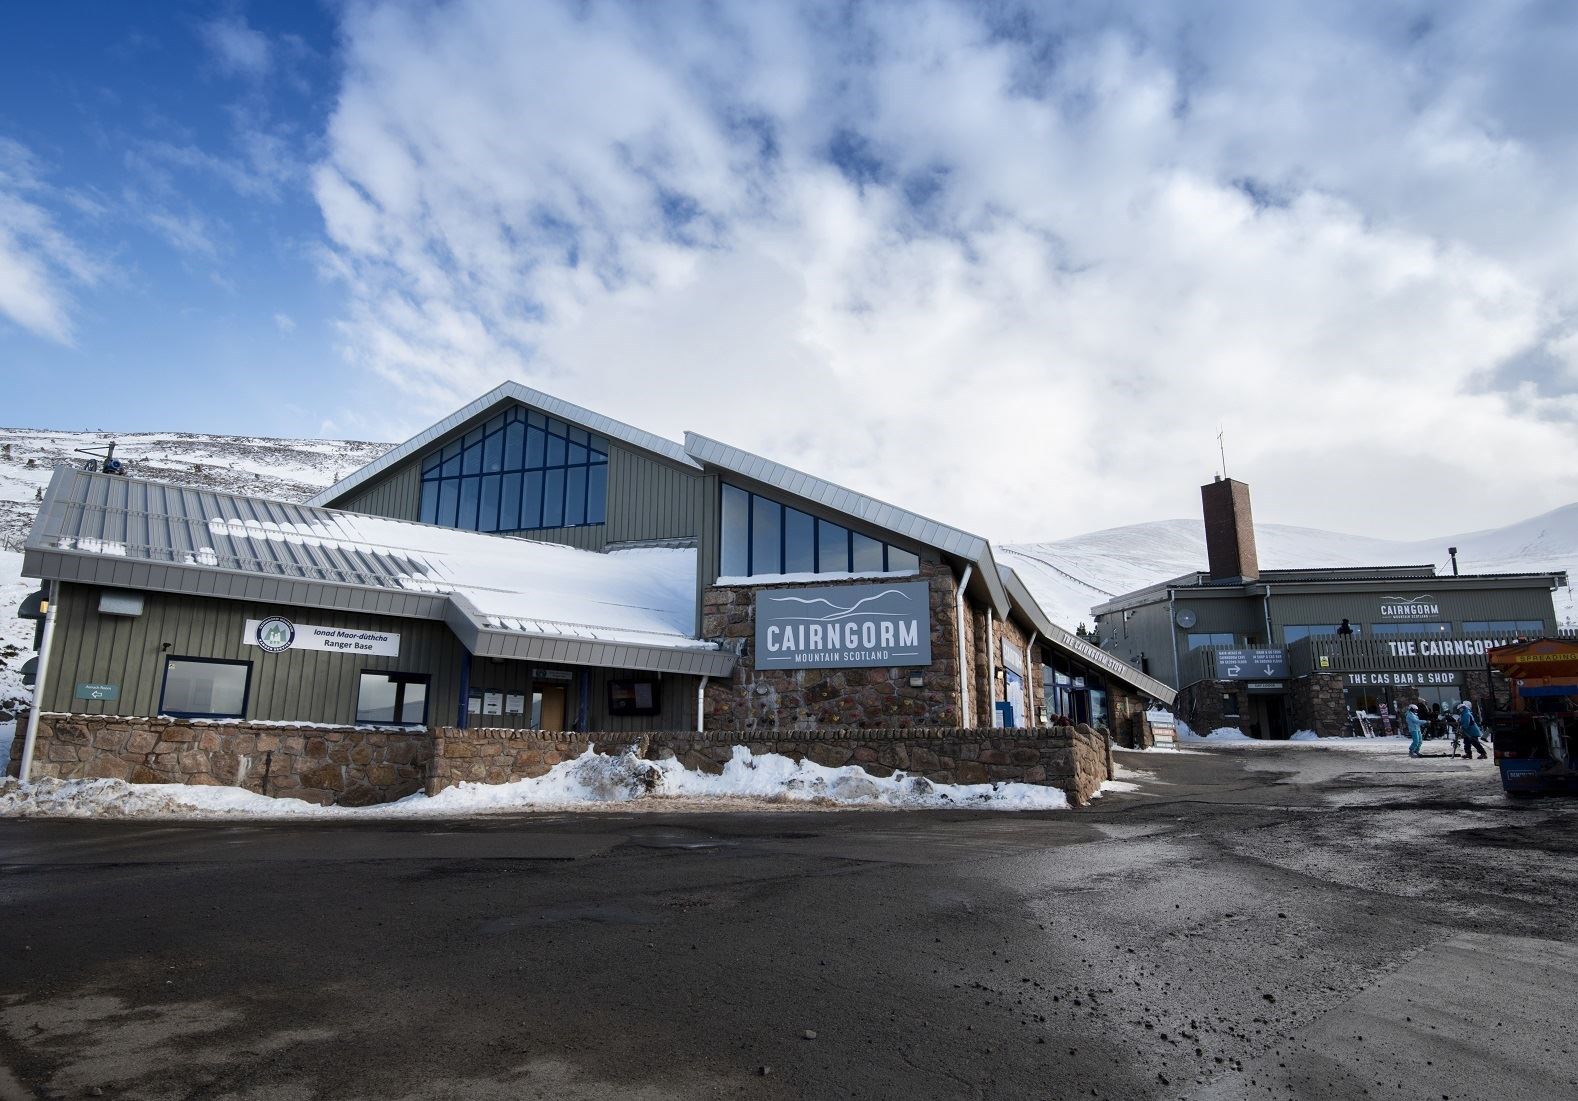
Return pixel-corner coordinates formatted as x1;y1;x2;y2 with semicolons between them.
717;483;925;579
356;672;429;725
1462;620;1544;636
1187;632;1236;650
607;678;662;717
160;657;250;719
1283;624;1359;644
417;406;610;534
1369;623;1449;636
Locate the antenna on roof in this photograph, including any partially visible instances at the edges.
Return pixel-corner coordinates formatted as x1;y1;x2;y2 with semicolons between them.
1217;427;1227;479
73;440;125;476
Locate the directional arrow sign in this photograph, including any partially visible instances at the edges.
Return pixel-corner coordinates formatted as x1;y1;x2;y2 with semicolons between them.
1226;665;1242;677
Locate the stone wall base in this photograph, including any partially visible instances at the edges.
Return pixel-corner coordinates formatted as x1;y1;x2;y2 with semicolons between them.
9;713;1114;808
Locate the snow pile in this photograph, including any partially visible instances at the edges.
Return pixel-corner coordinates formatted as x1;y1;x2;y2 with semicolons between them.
1178;726;1256;743
1290;729;1323;741
0;745;1072;819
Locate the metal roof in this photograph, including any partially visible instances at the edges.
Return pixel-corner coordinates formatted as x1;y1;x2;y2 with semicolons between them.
682;432;1012;616
26;466;735;678
1092;564;1570;616
1000;566;1176;705
307;380;699;508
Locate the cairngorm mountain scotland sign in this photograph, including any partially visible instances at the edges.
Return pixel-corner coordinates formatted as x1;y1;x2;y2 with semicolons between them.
242;618;401;658
754;582;932;670
1379;594;1441;618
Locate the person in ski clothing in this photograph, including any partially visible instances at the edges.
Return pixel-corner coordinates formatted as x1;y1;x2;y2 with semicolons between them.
1404;703;1426;757
1456;700;1489;760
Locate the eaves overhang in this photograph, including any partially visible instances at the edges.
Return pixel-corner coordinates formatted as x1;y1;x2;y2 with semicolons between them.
1002;567;1176;705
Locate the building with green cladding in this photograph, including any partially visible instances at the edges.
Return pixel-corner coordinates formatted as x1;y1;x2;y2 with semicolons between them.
1092;477;1568;739
11;382;1175;796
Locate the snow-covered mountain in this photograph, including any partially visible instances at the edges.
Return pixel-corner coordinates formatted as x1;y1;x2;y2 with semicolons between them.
1002;506;1578;633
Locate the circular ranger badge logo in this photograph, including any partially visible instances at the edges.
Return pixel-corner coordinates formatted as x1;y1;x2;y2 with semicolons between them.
256;616;296;654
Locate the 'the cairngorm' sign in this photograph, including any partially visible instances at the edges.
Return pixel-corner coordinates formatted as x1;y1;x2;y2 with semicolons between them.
754;581;932;670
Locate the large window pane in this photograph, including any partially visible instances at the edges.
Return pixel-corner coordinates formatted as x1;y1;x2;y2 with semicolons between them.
457;477;480;530
499;472;521;531
818;519;849;573
586;464;607;524
162;658;248;718
852;531;884;572
437;479;459;527
440;443;462;478
420;481;439;525
525;426;546;468
421;451;441;474
546;433;566;466
483;429;503;472
590;436;608;460
887;546;920;573
784;507;815;574
356;673;398;722
462;440;482;475
542;468;565;527
564;466;587;526
751;495;781;575
521;470;544;529
721;484;749;577
568;442;587;466
400;679;428;724
478;474;501;532
503;421;525;470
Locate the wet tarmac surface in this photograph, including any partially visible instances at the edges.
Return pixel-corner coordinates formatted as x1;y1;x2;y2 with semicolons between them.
1;745;1575;1100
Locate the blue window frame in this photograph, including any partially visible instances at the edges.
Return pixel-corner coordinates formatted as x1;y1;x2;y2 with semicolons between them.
416;406;610;534
718;482;924;579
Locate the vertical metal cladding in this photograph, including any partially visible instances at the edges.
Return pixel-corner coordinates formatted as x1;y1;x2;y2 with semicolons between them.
42;583;465;726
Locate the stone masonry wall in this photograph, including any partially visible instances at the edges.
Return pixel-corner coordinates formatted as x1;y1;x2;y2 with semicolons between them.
426;724;1115;806
1290;674;1348;737
8;713;431;806
701;560;966;730
11;716;1115;808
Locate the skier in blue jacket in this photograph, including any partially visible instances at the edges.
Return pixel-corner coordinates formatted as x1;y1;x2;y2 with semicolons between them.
1456;700;1489;760
1404;703;1426;757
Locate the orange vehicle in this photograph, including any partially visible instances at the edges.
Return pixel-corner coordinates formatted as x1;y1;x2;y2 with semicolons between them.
1486;638;1578;796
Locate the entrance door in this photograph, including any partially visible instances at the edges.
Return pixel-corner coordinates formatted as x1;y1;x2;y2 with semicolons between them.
1250;695;1288;740
536;687;567;731
1003;668;1026;728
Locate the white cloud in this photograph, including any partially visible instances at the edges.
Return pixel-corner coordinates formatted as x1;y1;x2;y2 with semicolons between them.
0;137;102;345
273;311;296;334
312;0;1578;540
202;14;272;80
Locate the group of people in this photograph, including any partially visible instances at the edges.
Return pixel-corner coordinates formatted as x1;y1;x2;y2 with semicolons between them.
1403;700;1488;760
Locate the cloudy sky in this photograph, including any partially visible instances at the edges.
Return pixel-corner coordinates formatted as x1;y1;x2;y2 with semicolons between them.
2;1;1575;541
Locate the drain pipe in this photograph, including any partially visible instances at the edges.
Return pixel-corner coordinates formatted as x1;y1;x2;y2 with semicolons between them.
19;584;58;784
1025;631;1039;726
955;565;973;727
986;607;997;727
696;675;709;733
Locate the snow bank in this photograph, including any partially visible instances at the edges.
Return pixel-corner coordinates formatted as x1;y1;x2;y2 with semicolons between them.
1290;729;1322;741
0;745;1071;819
1178;726;1256;743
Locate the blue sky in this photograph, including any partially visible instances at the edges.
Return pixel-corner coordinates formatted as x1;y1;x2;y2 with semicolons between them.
2;1;1576;539
0;1;343;436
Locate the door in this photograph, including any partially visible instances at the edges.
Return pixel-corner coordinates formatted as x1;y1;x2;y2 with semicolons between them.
536;687;567;731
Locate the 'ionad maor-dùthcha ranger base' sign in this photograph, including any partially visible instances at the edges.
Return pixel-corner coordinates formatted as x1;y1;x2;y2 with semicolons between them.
753;581;932;670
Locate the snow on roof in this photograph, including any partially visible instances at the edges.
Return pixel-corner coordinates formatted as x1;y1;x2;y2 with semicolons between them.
26;467;728;671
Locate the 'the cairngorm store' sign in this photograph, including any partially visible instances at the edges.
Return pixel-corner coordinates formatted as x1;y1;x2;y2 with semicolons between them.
754;582;932;670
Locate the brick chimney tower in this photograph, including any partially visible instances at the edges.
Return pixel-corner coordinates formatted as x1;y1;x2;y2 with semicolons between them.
1201;476;1260;582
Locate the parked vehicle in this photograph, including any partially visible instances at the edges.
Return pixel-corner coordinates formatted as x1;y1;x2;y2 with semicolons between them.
1485;639;1578;796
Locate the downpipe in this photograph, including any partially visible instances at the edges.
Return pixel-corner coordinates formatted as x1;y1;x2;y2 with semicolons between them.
1025;631;1038;727
955;564;973;728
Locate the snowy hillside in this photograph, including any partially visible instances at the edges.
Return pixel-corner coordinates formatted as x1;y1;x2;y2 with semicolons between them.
1003;505;1578;633
0;429;387;550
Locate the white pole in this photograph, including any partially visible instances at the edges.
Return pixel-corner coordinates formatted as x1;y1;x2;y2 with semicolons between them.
986;608;997;726
696;675;708;733
19;586;58;784
1025;631;1039;727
